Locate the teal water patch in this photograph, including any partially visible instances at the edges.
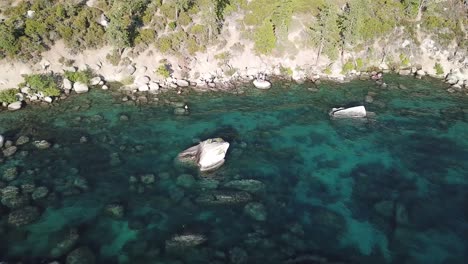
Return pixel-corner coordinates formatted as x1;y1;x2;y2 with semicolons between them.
0;75;467;263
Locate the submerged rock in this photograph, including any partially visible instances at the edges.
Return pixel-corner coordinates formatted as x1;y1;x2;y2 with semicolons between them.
66;247;95;264
166;233;207;251
177;138;230;172
2;167;18;181
244;202;267;221
8;206;40;227
34;140;51;149
32;186;49;200
50;229;80;258
16;136;30;146
224;179;265;193
329;106;367;118
195;191;252;205
0;134;4;148
104;203;125;218
176;174;196;188
3;146;17;157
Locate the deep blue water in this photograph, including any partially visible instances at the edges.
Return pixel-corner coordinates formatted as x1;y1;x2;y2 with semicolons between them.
0;75;467;263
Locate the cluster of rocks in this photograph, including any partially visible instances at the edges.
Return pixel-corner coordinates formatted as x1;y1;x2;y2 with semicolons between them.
129;173;156;193
445;68;468;93
0;183;48;226
0;134;52;162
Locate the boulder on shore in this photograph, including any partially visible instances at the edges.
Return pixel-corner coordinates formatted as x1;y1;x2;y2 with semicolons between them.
330;106;367;118
253;79;271;90
73;82;89;94
8;101;22;111
63;78;73;90
177;138;230;171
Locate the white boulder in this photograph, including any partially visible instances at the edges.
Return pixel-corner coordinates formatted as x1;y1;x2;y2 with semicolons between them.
0;134;4;148
90;77;102;86
138;85;149;92
253;79;271;90
135;76;150;85
8;102;22;111
177;80;190;87
330;106;367;118
63;78;72;90
44;97;53;103
102;85;109;90
177;138;230;172
73;82;89;94
149;82;160;91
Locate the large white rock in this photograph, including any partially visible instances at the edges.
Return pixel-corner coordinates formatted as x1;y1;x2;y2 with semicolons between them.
73;82;89;94
0;134;4;148
177;80;190;87
253;79;271;90
138;85;149;92
135;76;150;85
149;82;160;91
330;106;367;118
63;78;72;90
7;101;22;111
90;77;102;86
177;138;230;172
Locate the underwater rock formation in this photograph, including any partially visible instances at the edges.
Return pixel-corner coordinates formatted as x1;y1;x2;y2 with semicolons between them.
329;106;367;118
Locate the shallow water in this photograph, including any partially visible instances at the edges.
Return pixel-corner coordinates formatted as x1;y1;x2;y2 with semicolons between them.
0;75;467;263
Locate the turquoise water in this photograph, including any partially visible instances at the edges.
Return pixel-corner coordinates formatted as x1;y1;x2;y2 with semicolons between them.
0;75;467;263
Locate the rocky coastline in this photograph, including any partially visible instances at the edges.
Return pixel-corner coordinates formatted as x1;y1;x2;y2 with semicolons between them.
1;60;467;113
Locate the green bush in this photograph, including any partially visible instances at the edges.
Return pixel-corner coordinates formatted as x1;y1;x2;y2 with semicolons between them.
157;36;173;53
434;62;444;75
64;69;93;84
178;12;192;27
400;54;410;67
279;66;293;76
169;21;177;30
106;50;121;66
324;66;332;75
253;20;277;54
23;74;61;97
342;60;355;74
356;58;364;70
156;64;171;78
0;89;19;104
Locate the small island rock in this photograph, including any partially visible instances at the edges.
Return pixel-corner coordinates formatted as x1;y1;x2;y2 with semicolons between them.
177;138;230;171
329;106;367;118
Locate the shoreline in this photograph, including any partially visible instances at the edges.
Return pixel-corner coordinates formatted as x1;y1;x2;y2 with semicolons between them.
0;67;466;114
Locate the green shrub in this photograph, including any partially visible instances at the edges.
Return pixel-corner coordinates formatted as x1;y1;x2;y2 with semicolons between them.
434;62;444;75
253;20;276;54
279;66;293;76
324;66;332;75
156;36;173;53
121;76;134;85
178;12;192;27
64;69;93;84
356;58;364;70
135;29;156;45
168;21;177;30
0;89;19;104
23;74;61;97
400;54;410;67
156;64;171;78
342;60;355;74
106;50;121;66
